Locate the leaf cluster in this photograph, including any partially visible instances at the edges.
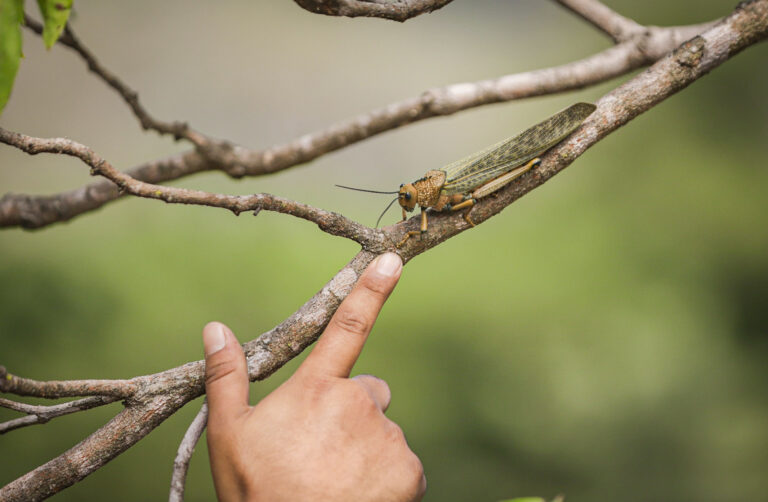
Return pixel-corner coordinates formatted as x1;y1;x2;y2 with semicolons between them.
0;0;72;114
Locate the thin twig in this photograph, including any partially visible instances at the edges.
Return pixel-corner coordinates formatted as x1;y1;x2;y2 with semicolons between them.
0;128;383;248
293;0;454;22
223;18;710;178
555;0;644;41
169;401;208;502
0;150;213;229
0;396;119;434
0;366;137;399
22;15;237;160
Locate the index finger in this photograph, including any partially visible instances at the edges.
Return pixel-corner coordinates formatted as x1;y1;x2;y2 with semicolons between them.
299;253;403;378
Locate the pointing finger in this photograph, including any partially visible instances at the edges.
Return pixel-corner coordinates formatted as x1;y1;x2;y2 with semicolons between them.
299;253;402;378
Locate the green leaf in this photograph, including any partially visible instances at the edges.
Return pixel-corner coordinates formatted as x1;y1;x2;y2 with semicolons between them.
36;0;73;49
498;499;546;502
0;0;24;115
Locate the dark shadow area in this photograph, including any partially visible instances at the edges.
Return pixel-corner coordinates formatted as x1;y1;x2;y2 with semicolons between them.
721;264;768;350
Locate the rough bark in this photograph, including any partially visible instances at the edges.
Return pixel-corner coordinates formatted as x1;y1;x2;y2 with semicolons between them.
1;15;711;229
1;0;766;500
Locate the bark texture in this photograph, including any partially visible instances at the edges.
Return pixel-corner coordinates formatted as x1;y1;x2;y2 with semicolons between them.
1;0;766;500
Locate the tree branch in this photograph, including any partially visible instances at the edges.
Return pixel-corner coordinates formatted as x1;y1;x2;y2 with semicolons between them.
0;14;712;230
555;0;644;41
0;396;119;434
0;128;382;248
2;357;212;500
0;366;136;399
0;249;375;501
0;151;212;229
21;14;256;175
388;4;768;255
2;2;766;499
292;0;454;22
169;401;208;502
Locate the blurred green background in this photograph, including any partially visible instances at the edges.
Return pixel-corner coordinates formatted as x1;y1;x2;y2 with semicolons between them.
2;1;767;500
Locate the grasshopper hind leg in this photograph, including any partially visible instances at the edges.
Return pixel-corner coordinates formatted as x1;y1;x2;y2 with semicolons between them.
396;230;421;248
455;157;542;228
463;208;476;227
449;197;477;227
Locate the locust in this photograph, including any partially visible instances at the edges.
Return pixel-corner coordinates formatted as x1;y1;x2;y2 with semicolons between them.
339;102;596;247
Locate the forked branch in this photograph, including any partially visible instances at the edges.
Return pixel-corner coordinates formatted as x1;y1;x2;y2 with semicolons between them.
1;2;766;500
2;0;767;500
0;128;382;248
21;16;190;142
2;5;714;229
22;15;250;172
0;396;119;434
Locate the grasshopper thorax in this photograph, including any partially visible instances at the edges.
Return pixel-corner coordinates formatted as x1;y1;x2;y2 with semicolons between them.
398;183;418;212
398;170;446;212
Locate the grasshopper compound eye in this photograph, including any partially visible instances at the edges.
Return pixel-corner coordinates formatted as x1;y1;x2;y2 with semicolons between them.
398;184;418;212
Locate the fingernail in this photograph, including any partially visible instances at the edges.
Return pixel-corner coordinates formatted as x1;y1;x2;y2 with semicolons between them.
373;252;402;278
203;322;227;356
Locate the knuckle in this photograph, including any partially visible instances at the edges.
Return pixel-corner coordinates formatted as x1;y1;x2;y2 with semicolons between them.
348;379;374;403
354;373;388;390
391;448;425;498
341;380;379;412
385;420;407;443
204;358;238;386
404;453;426;492
366;373;389;388
409;453;425;480
333;308;371;337
361;374;391;400
359;273;393;298
378;379;391;400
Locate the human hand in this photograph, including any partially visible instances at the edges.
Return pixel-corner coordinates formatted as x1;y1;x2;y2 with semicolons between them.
203;253;425;502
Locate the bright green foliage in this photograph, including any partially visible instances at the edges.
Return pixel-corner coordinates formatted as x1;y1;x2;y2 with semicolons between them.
0;0;74;114
36;0;73;48
0;0;23;114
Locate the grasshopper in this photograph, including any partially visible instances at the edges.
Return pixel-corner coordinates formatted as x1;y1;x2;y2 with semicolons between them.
339;102;596;247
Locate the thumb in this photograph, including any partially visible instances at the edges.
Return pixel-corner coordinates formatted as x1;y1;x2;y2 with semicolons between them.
203;322;249;425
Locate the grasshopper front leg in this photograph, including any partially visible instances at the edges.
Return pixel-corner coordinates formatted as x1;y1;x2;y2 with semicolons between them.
397;208;428;248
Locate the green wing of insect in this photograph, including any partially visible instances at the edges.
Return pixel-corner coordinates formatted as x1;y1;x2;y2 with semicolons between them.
440;102;596;195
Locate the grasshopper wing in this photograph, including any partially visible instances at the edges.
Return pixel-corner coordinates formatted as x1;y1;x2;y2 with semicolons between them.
440;102;596;195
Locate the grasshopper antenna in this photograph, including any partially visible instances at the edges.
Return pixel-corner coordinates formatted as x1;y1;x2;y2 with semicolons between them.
376;197;399;228
336;184;398;195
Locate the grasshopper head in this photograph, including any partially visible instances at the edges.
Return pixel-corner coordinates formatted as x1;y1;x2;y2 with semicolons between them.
398;183;418;212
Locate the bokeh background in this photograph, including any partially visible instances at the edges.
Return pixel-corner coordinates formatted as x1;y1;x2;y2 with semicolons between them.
2;0;767;500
